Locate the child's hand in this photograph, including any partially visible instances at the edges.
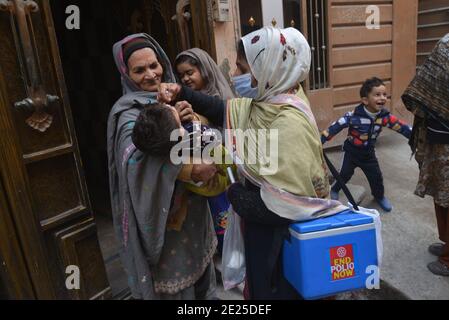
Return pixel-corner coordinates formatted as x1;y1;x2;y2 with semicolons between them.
320;135;327;145
175;101;194;123
204;165;226;191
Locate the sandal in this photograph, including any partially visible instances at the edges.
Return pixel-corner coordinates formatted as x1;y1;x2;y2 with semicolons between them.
428;243;445;257
427;261;449;277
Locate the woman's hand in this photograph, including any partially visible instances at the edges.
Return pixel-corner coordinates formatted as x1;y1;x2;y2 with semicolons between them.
158;83;182;104
191;164;218;185
175;101;194;123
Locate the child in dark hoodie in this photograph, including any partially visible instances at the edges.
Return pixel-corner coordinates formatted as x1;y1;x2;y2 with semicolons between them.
132;102;235;254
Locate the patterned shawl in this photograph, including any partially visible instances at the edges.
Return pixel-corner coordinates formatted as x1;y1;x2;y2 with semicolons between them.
402;33;449;156
402;33;449;120
108;34;216;299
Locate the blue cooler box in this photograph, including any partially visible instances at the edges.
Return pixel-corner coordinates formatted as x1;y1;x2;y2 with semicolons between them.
283;210;378;300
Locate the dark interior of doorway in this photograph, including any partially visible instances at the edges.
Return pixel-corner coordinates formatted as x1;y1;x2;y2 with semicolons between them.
50;0;172;298
0;275;8;299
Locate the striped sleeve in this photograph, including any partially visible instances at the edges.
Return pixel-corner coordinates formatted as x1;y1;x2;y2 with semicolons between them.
321;113;352;144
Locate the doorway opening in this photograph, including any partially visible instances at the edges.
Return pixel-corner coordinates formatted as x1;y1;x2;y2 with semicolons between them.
0;273;8;299
50;0;177;298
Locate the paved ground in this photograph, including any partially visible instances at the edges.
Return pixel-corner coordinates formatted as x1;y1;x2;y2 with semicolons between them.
217;132;449;300
327;132;448;300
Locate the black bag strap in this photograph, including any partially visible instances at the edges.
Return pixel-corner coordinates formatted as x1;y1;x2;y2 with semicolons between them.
426;108;449;131
323;153;359;211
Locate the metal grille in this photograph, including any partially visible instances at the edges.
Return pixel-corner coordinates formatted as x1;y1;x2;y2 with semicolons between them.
307;0;329;90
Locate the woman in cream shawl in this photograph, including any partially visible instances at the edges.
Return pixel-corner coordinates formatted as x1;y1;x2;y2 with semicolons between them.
158;27;345;299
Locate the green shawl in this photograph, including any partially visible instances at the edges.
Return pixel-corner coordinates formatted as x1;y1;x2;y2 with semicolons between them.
226;88;346;221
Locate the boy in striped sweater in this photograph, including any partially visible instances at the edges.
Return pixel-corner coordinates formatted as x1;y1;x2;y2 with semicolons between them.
321;77;412;212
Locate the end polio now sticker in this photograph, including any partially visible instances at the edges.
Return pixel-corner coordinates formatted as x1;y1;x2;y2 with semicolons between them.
330;245;356;281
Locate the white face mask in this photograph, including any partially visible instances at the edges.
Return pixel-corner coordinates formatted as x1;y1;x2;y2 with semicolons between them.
232;73;258;99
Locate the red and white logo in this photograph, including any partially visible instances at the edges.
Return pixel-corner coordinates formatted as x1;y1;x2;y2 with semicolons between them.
330;244;356;281
337;247;347;258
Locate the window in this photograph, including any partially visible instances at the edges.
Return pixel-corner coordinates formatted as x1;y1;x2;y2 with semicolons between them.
238;0;329;89
283;0;302;30
238;0;263;36
306;0;329;90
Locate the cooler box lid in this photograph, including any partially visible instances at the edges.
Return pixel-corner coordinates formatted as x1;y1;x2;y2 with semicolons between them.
290;210;374;234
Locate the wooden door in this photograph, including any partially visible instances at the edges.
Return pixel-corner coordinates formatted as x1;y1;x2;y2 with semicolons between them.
158;0;217;62
0;0;110;299
0;172;35;299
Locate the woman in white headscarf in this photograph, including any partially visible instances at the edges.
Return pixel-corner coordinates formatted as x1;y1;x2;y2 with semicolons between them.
159;27;345;299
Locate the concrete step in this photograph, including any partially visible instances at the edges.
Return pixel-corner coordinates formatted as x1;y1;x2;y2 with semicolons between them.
216;279;409;300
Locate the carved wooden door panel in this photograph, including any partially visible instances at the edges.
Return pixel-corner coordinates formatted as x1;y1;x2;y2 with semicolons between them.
190;0;216;58
0;0;110;299
173;0;217;57
157;0;216;61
